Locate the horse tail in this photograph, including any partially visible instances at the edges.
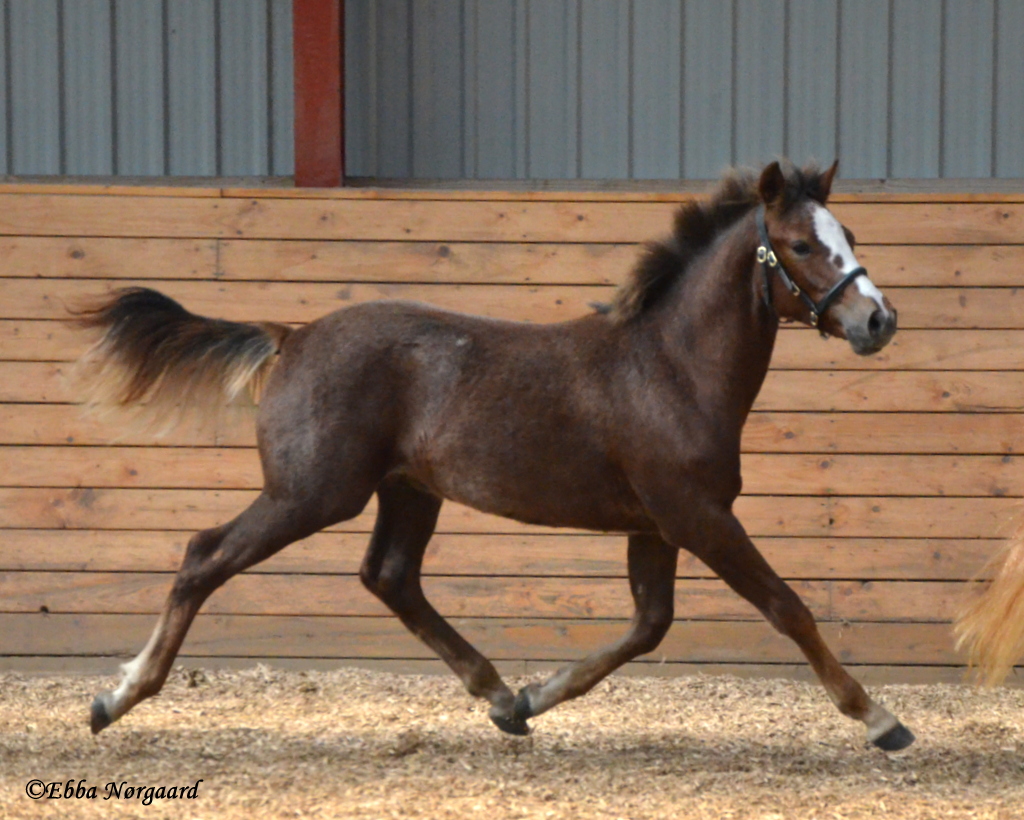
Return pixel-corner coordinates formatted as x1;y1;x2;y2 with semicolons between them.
954;517;1024;686
71;287;292;430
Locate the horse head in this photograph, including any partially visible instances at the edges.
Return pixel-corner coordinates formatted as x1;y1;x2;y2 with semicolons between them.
756;160;897;355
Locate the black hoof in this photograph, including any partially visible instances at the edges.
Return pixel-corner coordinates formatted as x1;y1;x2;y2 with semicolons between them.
873;722;915;752
489;689;535;736
490;712;530;736
90;696;113;735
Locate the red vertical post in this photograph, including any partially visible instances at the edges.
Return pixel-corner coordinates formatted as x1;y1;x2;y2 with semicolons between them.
293;0;344;187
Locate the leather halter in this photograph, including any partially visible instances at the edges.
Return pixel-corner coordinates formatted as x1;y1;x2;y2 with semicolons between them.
755;205;868;329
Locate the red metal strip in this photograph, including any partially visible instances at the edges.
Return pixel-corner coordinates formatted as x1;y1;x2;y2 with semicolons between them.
293;0;344;187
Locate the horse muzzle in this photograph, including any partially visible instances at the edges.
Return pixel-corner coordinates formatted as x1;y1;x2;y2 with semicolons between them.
844;300;897;355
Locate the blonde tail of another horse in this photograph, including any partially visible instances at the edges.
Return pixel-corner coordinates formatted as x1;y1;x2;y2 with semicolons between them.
954;517;1024;686
71;287;292;434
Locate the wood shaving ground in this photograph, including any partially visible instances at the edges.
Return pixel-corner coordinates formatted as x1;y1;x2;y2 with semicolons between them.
2;667;1023;819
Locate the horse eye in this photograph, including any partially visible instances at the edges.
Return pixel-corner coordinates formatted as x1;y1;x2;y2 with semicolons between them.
791;240;812;256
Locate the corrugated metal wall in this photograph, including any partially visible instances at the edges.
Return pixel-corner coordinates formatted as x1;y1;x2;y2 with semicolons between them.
346;0;1024;180
1;0;1021;181
0;0;294;177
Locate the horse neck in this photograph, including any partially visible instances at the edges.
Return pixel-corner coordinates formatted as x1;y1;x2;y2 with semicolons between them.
647;212;778;428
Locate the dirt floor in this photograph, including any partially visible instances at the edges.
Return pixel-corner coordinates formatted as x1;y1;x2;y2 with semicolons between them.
1;666;1023;819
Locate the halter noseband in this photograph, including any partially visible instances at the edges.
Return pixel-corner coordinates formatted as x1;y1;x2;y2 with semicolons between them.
755;205;867;329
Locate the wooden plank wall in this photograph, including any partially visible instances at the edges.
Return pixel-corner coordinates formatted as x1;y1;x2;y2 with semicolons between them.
1;183;1023;684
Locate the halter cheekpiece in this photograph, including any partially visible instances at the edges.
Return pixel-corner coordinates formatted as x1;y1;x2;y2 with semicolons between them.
755;205;868;330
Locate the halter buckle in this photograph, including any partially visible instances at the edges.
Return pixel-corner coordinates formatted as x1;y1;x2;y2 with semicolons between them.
790;283;801;297
756;246;778;267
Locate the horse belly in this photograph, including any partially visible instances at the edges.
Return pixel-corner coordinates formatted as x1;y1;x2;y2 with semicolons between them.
414;441;651;533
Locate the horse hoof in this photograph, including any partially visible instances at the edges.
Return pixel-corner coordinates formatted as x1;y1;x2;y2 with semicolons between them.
489;712;530;736
489;689;535;736
90;695;113;735
872;722;915;752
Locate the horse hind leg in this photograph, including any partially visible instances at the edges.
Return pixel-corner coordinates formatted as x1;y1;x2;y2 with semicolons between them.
512;533;678;723
90;490;362;734
359;478;524;734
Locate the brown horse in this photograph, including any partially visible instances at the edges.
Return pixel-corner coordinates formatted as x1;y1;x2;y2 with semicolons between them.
75;160;911;750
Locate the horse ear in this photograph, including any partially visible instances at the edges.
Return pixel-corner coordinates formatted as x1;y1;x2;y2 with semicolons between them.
758;161;786;205
814;160;840;203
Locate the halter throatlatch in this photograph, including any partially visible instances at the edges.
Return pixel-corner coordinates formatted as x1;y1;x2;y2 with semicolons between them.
755;205;868;332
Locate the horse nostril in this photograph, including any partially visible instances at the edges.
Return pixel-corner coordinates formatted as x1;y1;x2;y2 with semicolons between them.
868;308;886;339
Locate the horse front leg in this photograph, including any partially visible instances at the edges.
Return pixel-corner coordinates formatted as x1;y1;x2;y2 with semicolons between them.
677;504;915;751
512;533;678;724
360;479;522;733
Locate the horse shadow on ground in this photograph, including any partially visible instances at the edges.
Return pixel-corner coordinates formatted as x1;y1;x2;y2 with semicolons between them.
74;723;1024;798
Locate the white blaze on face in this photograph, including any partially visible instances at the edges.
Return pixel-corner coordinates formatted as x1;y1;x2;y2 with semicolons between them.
810;202;888;312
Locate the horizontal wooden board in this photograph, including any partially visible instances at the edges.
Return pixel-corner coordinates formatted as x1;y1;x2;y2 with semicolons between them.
0;403;248;446
0;571;976;623
855;245;1024;287
0;236;630;286
743;412;1024;454
0;196;677;242
4;404;1021;455
830;580;977;622
0;320;77;360
0;487;1016;539
217;239;629;285
6;278;1024;330
755;370;1024;413
12;322;1024;373
739;453;1024;497
0;529;999;581
0;194;1021;244
0;446;263;489
3;278;611;325
0;363;270;405
9;362;1024;412
832;202;1024;245
0;613;962;664
3;237;1022;288
3;446;1022;498
215;242;1024;289
774;329;1024;371
0;572;828;620
0;236;217;280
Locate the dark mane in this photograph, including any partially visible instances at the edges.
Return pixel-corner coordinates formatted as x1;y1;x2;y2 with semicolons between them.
606;162;827;323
